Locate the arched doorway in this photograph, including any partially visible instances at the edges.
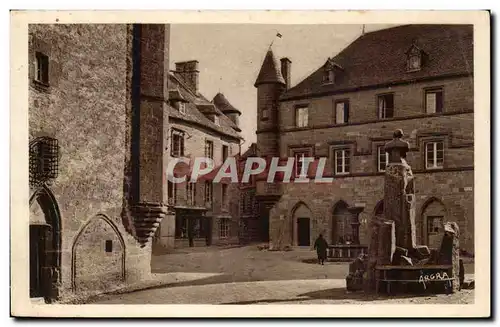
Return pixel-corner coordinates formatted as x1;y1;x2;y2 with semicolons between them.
374;200;384;218
292;203;312;246
332;201;352;245
29;185;61;302
421;198;446;248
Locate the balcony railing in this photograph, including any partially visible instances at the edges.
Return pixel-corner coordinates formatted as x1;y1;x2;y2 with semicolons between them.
256;181;283;197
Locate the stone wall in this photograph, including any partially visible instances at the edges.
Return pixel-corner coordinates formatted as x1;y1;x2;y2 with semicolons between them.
268;170;474;253
278;76;473;128
28;24;154;299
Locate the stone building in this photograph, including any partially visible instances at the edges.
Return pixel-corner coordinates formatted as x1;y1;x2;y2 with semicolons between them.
152;61;243;253
28;24;172;302
237;143;263;244
252;24;474;255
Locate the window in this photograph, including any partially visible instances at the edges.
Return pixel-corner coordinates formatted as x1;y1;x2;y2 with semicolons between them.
377;94;394;119
427;216;444;235
175;215;188;239
105;240;113;253
222;184;228;201
178;102;186;114
407;54;421;72
204;181;213;204
262;108;269;120
222;184;228;209
324;69;335;84
186;182;196;206
425;89;443;114
377;146;389;172
168;181;176;204
222;145;229;163
294;151;310;177
334;149;350;175
205;140;214;159
34;52;49;85
425;141;444;169
171;129;185;157
335;100;349;124
214;115;220;126
219;218;230;239
295;106;308;127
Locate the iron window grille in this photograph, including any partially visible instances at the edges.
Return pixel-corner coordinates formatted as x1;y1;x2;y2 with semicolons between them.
29;137;59;187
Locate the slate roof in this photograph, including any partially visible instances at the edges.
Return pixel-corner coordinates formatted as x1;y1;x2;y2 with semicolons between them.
212;92;242;115
240;143;257;159
281;24;473;100
168;89;187;102
167;73;243;140
254;49;286;87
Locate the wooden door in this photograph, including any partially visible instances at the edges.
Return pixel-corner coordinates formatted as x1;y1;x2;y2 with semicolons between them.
30;224;53;299
297;218;311;246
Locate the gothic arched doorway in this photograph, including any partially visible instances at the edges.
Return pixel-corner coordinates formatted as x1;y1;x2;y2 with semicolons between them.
29;185;61;302
332;200;351;245
421;198;447;249
292;202;312;246
374;200;384;218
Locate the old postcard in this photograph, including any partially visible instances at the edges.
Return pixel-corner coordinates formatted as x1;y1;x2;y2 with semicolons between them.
10;10;490;318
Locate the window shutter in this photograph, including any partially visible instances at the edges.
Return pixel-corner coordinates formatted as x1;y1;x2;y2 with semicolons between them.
344;102;350;123
436;91;443;113
378;97;384;118
386;95;394;117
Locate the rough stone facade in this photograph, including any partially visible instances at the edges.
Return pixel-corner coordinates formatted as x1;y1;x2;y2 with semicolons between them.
252;25;474;255
28;24;170;301
152;67;243;253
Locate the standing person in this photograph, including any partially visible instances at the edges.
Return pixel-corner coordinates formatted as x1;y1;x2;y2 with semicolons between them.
314;234;328;265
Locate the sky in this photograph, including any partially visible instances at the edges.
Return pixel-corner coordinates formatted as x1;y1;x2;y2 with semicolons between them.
169;24;397;151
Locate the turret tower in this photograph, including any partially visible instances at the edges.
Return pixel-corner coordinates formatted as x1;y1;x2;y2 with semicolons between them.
254;48;287;158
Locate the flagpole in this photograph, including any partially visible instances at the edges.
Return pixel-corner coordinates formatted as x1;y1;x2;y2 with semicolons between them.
269;31;282;49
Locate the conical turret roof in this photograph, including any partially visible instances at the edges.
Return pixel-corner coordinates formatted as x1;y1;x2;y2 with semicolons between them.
213;93;242;115
254;49;285;87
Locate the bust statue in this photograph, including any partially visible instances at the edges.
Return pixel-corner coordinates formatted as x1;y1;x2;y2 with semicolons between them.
384;129;410;164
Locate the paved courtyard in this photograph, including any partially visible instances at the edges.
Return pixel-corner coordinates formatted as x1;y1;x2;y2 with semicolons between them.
91;245;474;305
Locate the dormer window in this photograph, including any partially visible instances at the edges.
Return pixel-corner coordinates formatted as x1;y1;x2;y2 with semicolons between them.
214;115;220;126
322;58;342;85
324;69;335;84
406;42;423;72
178;102;186;114
169;88;188;113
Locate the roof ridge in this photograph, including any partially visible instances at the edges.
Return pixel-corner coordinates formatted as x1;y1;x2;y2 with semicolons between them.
280;24;473;100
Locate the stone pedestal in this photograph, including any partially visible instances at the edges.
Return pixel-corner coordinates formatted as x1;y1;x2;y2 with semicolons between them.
364;216;396;292
348;206;364;245
438;222;460;292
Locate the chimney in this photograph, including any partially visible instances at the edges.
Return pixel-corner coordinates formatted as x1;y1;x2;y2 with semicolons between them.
175;60;199;93
280;57;292;90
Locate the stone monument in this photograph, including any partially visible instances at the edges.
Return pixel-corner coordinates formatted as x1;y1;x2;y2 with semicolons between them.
346;129;463;294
